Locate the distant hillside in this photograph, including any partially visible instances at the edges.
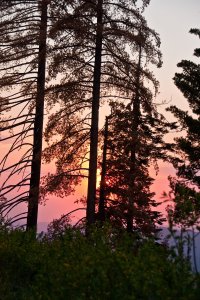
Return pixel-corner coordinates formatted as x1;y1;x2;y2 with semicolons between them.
37;222;49;233
160;228;200;272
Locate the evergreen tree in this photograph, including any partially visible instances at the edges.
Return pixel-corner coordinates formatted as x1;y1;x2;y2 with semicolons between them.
168;29;200;189
0;0;39;226
99;102;168;235
94;23;168;235
27;0;48;231
42;0;161;227
0;0;49;231
165;29;200;259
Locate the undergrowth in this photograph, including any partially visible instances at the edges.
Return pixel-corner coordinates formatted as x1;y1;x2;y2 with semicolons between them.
0;226;199;300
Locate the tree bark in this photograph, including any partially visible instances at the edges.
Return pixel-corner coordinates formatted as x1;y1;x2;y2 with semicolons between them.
86;0;103;228
98;116;109;222
127;45;142;233
27;0;47;232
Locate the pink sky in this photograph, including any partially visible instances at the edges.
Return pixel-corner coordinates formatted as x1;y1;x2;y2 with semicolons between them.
38;1;200;224
1;0;200;226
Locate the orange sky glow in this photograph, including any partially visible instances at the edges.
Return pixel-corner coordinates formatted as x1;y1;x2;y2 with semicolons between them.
38;0;200;225
1;0;200;229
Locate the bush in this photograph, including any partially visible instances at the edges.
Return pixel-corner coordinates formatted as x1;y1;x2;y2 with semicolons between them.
0;226;199;299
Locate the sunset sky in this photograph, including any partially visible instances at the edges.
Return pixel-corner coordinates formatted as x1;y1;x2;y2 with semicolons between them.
36;0;200;225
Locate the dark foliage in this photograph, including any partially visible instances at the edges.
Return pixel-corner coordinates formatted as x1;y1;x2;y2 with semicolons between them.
0;227;198;300
168;28;200;188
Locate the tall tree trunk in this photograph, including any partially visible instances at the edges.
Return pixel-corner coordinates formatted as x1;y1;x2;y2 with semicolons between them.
27;0;47;232
127;45;142;233
86;0;103;228
98;116;109;222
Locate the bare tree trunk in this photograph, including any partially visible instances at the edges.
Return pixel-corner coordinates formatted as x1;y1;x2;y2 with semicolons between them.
127;45;142;233
98;116;109;222
27;0;47;232
86;0;103;229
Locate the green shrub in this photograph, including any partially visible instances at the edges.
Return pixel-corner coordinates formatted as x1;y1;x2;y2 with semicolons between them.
0;226;199;300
